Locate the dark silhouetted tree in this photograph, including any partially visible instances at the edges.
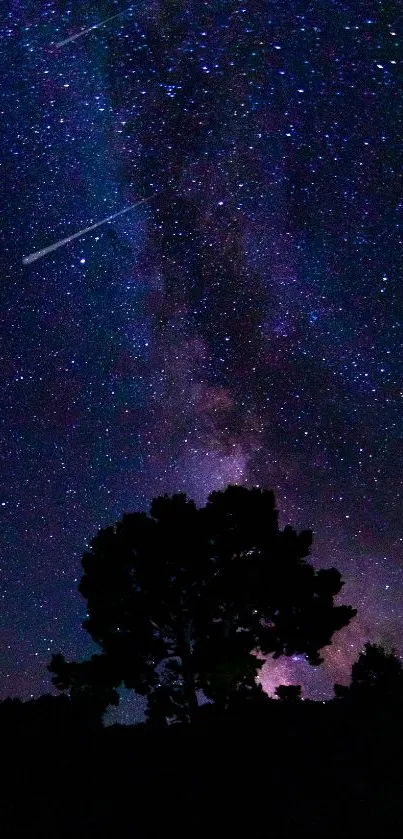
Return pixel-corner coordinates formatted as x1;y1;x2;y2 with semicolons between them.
50;486;356;723
48;653;119;726
274;684;303;703
0;693;104;737
334;642;403;705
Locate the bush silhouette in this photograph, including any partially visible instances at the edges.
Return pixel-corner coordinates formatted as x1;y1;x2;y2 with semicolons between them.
274;684;303;702
334;642;403;705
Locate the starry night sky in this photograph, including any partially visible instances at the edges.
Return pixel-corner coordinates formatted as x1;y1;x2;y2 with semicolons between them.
1;0;402;721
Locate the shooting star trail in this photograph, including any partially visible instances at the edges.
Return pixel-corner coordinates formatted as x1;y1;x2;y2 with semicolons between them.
55;7;133;48
22;196;154;266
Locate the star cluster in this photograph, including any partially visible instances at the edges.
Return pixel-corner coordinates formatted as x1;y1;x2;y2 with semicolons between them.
1;1;402;714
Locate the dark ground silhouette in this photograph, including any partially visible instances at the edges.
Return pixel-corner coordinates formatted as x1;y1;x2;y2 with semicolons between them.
1;694;402;838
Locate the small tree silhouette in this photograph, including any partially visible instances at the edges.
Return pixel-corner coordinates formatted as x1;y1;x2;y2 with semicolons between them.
334;643;403;705
48;653;119;725
50;486;356;723
274;684;303;703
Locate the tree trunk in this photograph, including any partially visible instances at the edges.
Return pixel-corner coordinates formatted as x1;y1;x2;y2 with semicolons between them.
182;660;199;723
178;617;198;723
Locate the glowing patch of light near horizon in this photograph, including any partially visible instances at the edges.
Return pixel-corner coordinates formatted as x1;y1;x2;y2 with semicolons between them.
258;656;294;696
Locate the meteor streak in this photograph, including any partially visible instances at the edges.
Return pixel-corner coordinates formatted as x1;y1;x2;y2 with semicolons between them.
22;196;154;266
55;7;133;48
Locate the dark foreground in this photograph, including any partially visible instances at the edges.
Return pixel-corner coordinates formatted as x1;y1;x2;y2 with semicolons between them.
2;698;402;837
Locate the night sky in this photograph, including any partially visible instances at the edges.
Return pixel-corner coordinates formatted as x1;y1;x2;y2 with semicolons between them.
2;0;402;722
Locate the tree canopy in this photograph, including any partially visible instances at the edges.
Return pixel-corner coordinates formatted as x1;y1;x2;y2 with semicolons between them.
274;684;303;703
334;642;403;705
49;485;356;723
